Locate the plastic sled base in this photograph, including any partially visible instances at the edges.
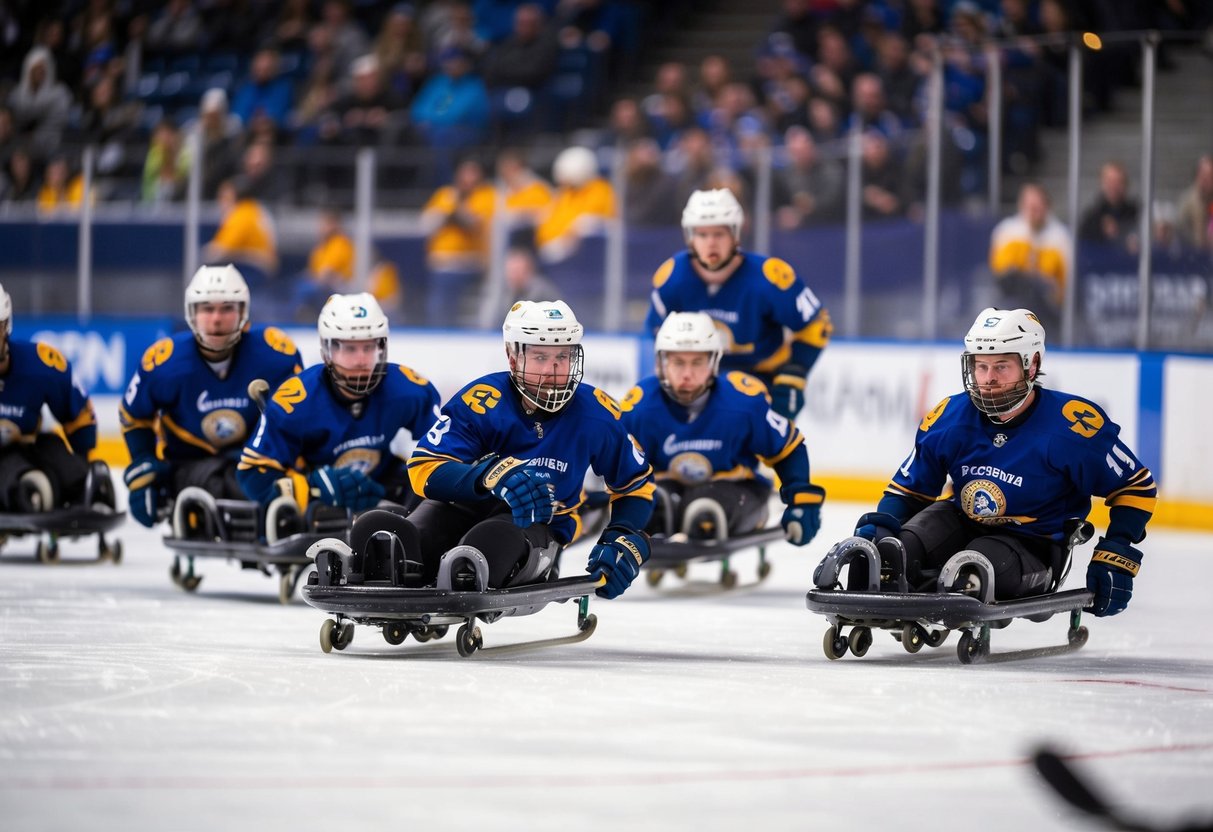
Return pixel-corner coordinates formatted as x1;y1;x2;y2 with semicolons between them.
162;531;341;603
0;509;125;564
301;574;604;657
645;526;784;590
806;587;1095;664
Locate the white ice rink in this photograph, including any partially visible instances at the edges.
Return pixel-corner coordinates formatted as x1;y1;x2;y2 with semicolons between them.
2;499;1211;832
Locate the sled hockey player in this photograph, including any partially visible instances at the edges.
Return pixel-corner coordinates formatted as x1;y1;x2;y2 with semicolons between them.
643;188;832;421
120;265;303;528
394;300;655;599
844;307;1155;618
620;312;825;549
0;281;112;517
237;292;441;515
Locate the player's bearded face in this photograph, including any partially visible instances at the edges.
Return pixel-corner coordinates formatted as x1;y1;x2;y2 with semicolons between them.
661;351;714;404
194;302;243;351
510;343;583;412
690;227;737;278
966;352;1034;417
332;340;382;382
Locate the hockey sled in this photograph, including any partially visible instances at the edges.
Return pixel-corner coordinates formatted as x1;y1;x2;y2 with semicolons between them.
300;511;605;657
162;486;352;603
0;508;124;564
806;520;1096;664
645;527;786;590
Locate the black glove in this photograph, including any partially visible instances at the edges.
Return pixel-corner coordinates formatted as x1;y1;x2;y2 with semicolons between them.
1086;537;1142;617
769;365;808;420
854;511;902;542
308;466;385;511
124;458;170;527
480;456;555;527
587;526;650;599
781;484;825;546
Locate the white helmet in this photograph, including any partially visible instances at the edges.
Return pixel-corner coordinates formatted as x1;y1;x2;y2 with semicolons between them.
552;146;598;188
503;300;584;413
185;265;250;357
0;282;11;362
961;307;1046;417
319;292;390;396
681;188;744;245
655;312;722;404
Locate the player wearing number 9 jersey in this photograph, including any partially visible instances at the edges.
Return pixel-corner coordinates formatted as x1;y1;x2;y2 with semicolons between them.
401;300;655;596
644;189;832;422
237;293;441;512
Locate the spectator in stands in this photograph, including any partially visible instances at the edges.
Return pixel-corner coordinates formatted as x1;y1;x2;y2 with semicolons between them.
875;32;920;126
604;98;650;147
768;74;813;136
704;82;768;171
409;45;490;182
496;147;553;248
0;145;37;204
846;73;904;139
902;0;946;44
321;54;406;147
1175;154;1213;254
315;0;371;78
419;157;496;326
860;131;903;220
141;119;190;205
195;88;243;200
989;182;1071;332
294;208;403;321
809;26;856;117
693;55;731;117
0;107;15;164
78;14;117;91
36;154;85;213
78;75;142;176
807;96;842;143
202;177;280;283
622;138;680;227
535;145;615;264
768;0;819;62
648;92;697;151
482;3;558;91
373;3;429;102
268;0;314;52
231;46;294;133
239;139;286;204
774;126;844;229
1078;161;1141;256
503;246;561;306
6;47;71;159
145;0;204;54
669;126;717;207
555;0;620;54
424;0;487;60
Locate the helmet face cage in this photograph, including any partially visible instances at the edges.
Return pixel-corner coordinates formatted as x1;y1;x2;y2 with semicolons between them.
961;308;1045;417
322;336;388;397
509;342;584;413
185;265;250;355
318;293;390;397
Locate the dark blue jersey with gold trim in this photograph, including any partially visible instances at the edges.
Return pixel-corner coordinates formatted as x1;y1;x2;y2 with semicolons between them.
885;388;1157;542
644;251;831;375
409;371;654;544
0;339;96;456
120;327;303;463
620;372;804;486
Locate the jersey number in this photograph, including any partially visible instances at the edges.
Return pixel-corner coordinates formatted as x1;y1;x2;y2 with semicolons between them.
271;377;307;414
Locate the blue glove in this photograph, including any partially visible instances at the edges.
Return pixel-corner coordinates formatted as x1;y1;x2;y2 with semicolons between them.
308;466;385;511
781;484;826;546
854;511;903;542
769;366;808;420
124;458;170;528
480;456;555;527
1086;537;1142;617
587;526;650;599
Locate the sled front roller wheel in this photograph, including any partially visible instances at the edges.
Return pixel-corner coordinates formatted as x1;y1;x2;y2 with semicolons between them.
456;623;483;657
823;625;848;660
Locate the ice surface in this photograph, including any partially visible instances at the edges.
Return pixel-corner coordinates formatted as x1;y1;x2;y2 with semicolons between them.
1;499;1211;832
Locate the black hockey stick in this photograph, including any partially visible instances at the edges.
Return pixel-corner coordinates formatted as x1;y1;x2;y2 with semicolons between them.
1033;748;1212;832
248;378;270;414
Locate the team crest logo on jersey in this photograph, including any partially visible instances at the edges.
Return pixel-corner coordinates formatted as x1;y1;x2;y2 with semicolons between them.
960;479;1007;522
201;409;248;448
0;418;22;446
993;433;1007;447
669;452;713;484
334;448;380;475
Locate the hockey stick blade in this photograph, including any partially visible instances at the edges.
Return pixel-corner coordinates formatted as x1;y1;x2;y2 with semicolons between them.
1033;748;1154;832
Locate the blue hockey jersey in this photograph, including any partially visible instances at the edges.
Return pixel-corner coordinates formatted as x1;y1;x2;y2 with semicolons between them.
620;372;805;485
238;362;442;502
883;388;1157;542
120;327;303;463
408;371;655;544
644;251;831;375
0;340;96;456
